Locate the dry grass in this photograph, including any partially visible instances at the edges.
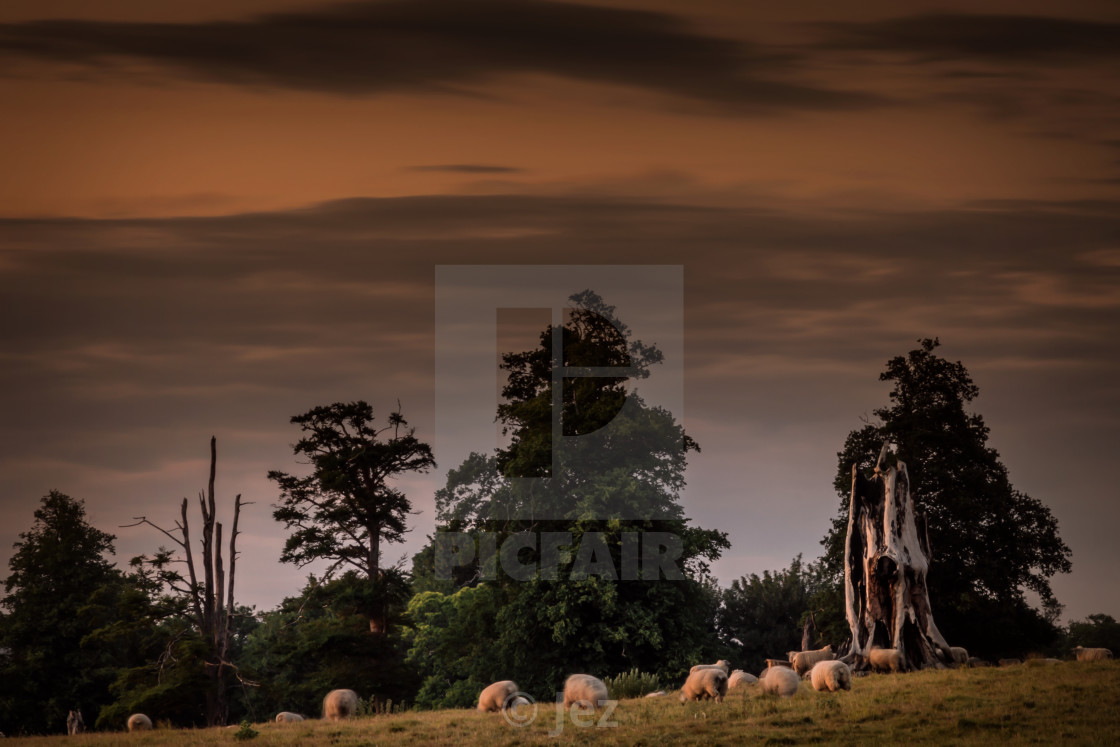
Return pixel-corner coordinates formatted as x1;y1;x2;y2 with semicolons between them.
17;661;1120;745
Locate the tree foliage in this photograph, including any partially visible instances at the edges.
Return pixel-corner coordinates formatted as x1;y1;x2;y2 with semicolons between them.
0;491;122;734
413;290;728;694
718;555;839;673
239;573;416;718
822;338;1071;656
270;402;435;580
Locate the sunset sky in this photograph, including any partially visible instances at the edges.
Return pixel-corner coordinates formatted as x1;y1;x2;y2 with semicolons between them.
1;0;1118;622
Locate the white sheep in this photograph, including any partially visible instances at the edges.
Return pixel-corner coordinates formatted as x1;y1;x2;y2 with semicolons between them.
477;681;519;713
563;674;609;709
948;646;969;666
810;660;852;692
322;689;360;720
1072;646;1114;662
868;647;905;673
790;645;834;676
126;713;152;732
760;665;800;697
679;668;728;703
689;659;731;674
727;670;758;689
275;712;304;723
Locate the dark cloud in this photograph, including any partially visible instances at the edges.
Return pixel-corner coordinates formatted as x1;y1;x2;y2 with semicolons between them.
0;0;885;112
408;164;525;174
816;13;1120;64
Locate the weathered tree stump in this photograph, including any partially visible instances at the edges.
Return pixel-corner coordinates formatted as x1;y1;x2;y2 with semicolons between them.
842;444;952;671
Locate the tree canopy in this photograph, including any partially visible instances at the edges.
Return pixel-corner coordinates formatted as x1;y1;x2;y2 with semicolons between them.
822;338;1072;656
413;290;728;698
0;492;124;733
270;402;435;580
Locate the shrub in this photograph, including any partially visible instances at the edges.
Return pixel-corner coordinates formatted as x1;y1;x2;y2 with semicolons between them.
603;668;660;699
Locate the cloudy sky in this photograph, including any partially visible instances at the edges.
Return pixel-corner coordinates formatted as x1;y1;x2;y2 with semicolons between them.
1;0;1118;622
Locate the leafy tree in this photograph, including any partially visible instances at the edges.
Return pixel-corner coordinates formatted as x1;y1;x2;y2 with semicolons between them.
413;290;728;696
239;573;416;718
821;338;1071;657
0;491;124;734
718;555;828;673
270;402;434;633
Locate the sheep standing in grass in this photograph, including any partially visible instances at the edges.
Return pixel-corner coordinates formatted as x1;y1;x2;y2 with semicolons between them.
563;674;609;709
728;670;757;689
810;660;852;692
127;714;152;732
322;689;360;720
790;645;834;676
477;681;519;713
67;710;85;735
679;668;728;703
868;647;905;673
275;712;304;723
760;665;800;697
1072;646;1114;662
948;647;969;666
689;659;731;674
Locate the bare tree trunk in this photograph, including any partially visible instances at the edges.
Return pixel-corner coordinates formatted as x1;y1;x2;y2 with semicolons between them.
842;444;952;671
126;437;250;726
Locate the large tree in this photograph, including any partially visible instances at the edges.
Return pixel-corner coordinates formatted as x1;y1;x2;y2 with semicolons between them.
0;491;122;734
413;290;728;698
270;401;435;633
822;338;1072;658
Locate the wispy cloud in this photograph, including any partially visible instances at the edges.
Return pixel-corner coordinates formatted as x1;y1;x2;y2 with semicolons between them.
408;164;525;174
814;13;1120;63
0;0;884;112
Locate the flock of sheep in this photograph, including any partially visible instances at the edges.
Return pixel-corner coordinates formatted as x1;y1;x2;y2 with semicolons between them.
56;645;1113;734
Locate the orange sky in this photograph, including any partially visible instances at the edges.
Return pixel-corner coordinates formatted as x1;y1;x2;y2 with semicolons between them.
1;0;1118;621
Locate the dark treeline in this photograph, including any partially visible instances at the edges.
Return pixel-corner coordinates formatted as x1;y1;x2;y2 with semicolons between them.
0;300;1100;735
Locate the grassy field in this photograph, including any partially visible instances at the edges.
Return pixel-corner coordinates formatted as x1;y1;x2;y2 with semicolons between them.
15;661;1120;745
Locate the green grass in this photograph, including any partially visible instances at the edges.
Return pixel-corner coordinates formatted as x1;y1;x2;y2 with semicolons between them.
17;662;1120;745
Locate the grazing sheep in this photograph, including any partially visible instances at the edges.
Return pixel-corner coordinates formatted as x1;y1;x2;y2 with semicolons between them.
127;714;152;732
563;674;609;709
322;689;360;720
477;680;519;713
790;645;835;676
67;709;85;735
679;668;728;703
760;665;801;697
275;712;304;723
728;670;758;689
689;659;731;675
1072;646;1114;662
948;647;969;666
868;647;906;673
967;657;992;668
810;660;852;692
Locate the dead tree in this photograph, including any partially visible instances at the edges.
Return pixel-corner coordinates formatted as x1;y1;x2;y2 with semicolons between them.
842;443;952;671
125;436;250;726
